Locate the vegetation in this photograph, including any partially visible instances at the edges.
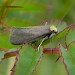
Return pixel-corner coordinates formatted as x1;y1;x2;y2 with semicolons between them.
0;0;75;75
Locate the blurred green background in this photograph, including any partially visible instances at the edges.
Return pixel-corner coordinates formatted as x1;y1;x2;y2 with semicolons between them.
0;0;75;75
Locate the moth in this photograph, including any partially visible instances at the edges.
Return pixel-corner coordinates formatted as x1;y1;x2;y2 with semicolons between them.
10;25;57;51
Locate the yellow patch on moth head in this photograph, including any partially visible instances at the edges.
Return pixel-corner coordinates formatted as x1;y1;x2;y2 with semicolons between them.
50;25;57;32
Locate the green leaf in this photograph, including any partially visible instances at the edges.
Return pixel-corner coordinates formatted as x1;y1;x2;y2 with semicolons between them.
60;42;75;75
9;2;47;11
66;27;75;45
32;54;67;75
0;51;6;61
0;33;18;48
0;57;15;75
4;18;38;27
14;45;43;75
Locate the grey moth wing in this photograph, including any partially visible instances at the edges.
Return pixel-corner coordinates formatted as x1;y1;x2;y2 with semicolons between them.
10;25;52;45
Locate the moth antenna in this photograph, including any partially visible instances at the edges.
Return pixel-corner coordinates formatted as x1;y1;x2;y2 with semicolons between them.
38;36;48;52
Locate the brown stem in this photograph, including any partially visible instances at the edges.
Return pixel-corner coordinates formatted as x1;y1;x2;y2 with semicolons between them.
0;21;11;29
43;48;60;54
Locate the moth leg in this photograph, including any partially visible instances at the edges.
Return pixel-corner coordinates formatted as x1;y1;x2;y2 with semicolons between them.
50;37;53;53
31;42;37;49
38;36;48;52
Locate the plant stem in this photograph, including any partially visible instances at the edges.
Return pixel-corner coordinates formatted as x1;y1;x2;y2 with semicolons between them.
43;48;60;54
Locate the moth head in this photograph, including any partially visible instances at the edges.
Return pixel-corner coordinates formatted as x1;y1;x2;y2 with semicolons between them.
50;25;58;34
